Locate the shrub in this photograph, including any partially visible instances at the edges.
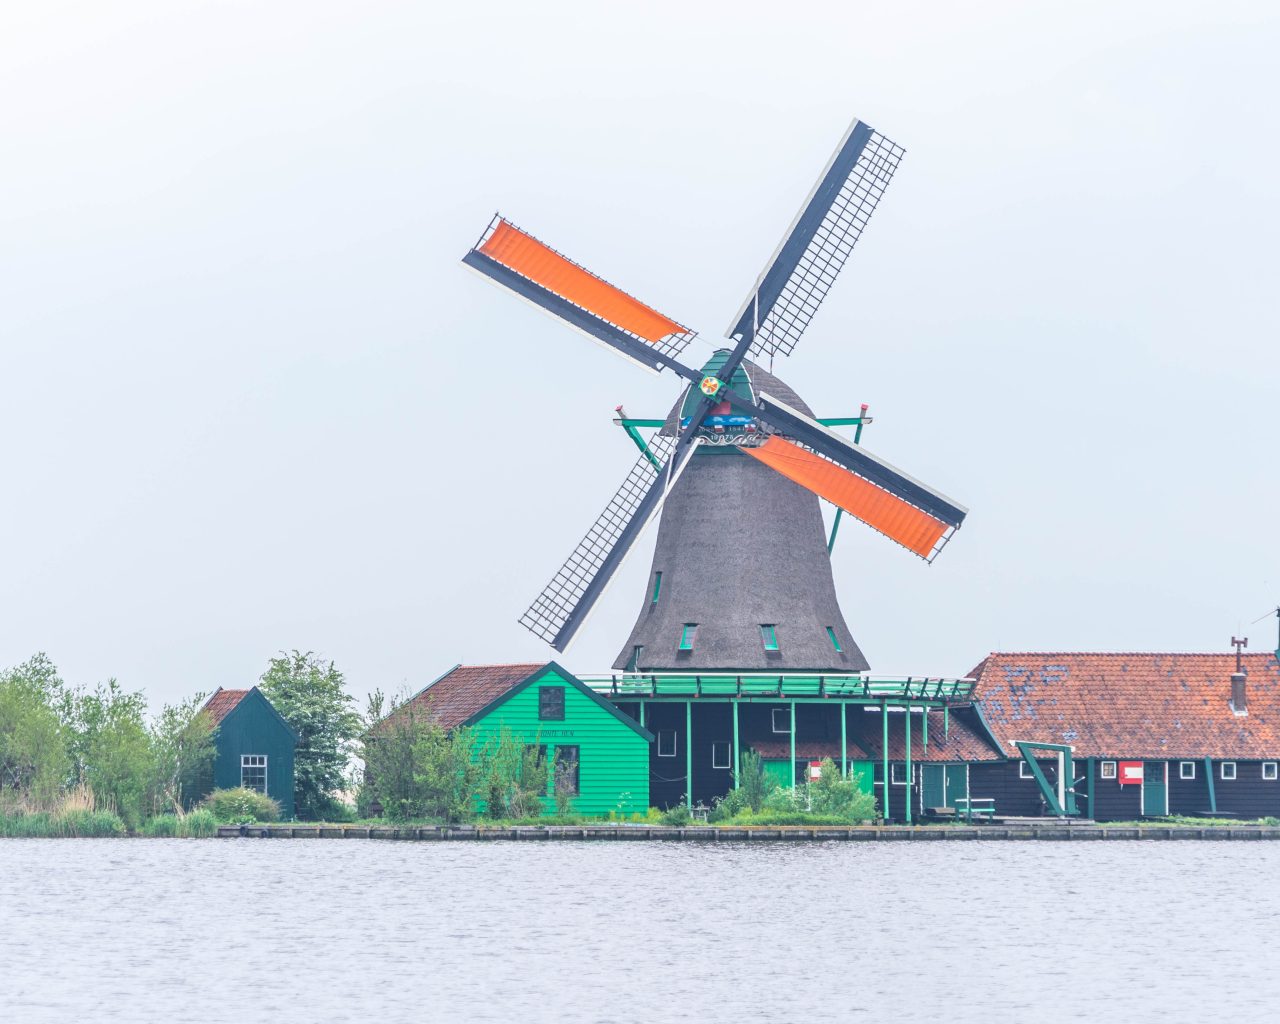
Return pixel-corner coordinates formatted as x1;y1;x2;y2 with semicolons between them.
179;808;218;837
658;803;692;826
0;808;125;837
142;814;180;837
738;749;775;813
202;787;281;823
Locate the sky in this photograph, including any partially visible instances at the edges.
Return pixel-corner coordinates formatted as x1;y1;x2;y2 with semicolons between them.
2;1;1278;710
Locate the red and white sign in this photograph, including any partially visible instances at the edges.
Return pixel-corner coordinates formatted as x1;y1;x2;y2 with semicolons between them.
808;760;824;781
1118;761;1144;785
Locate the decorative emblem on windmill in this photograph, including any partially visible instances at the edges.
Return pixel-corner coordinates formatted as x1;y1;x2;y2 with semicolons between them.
463;118;968;670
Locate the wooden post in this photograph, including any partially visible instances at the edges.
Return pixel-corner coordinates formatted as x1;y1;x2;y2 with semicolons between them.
923;706;929;748
686;701;693;810
789;700;797;791
639;701;645;729
732;701;740;790
1087;756;1095;819
881;700;889;822
904;704;913;825
841;702;848;778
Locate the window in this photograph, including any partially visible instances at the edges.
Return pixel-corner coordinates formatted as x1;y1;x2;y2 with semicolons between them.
241;755;267;794
657;730;677;758
1264;762;1278;781
538;686;565;721
771;708;791;734
711;741;731;770
1221;762;1237;781
1179;761;1196;780
890;763;911;785
651;571;662;605
826;626;842;653
1099;761;1117;779
1019;760;1035;779
678;623;697;651
760;624;779;651
553;746;580;796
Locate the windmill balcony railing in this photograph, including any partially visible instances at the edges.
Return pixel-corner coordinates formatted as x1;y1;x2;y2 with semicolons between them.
578;672;976;704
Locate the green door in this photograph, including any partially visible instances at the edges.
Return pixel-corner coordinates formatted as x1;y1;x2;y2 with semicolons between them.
945;764;968;808
1142;761;1167;816
922;764;945;809
763;759;793;789
849;760;875;797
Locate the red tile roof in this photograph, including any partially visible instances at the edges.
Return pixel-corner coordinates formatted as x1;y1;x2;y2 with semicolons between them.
971;652;1280;759
202;688;250;725
750;740;865;761
381;664;546;732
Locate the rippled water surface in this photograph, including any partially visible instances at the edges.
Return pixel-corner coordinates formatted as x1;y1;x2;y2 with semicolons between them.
3;838;1279;1023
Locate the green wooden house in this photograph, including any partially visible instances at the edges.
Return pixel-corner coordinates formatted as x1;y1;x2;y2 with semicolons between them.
201;687;297;819
384;662;652;816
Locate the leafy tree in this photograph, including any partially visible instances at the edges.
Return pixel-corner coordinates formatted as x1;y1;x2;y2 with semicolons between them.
0;653;70;806
147;694;216;815
259;651;360;819
60;680;152;828
479;727;548;820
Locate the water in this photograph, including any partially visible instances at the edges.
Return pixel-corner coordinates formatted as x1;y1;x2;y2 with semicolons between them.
2;838;1277;1023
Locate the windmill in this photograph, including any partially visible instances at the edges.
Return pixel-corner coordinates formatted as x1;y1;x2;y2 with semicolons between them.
462;117;968;671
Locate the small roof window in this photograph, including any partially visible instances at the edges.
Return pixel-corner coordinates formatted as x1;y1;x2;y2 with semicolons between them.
760;624;779;652
678;623;697;651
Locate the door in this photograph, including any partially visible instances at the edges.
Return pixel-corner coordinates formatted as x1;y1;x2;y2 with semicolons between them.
945;764;968;808
1142;761;1168;816
922;764;946;810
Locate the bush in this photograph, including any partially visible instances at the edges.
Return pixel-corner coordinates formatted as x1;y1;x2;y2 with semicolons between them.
142;814;180;837
657;804;692;826
202;787;281;823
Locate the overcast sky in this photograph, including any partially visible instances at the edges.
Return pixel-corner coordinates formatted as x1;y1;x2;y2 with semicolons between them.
2;1;1277;710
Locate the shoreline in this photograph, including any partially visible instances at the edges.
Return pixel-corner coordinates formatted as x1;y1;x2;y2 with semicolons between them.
214;823;1280;841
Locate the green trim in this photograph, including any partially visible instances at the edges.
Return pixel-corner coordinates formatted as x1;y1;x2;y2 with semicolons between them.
651;572;662;604
686;701;693;809
460;662;655;743
621;423;663;472
678;624;697;651
760;624;779;651
1205;756;1217;814
1086;756;1095;818
825;626;842;653
827;509;843;554
841;703;848;778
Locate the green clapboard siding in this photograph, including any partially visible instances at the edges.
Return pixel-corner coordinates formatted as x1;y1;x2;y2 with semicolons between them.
468;667;649;816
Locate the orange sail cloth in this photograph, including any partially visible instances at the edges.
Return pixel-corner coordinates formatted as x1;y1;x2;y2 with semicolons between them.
479;220;688;344
744;436;949;558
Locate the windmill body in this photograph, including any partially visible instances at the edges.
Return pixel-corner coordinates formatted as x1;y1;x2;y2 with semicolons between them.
613;355;869;673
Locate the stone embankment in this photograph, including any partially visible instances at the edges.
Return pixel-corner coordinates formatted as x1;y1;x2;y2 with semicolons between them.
216;824;1280;841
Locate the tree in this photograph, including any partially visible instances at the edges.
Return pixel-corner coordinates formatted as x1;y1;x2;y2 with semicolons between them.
259;651;360;820
0;653;70;806
147;694;216;815
61;679;152;828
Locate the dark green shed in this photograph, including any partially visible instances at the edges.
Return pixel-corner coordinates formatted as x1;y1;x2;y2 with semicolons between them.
201;687;297;819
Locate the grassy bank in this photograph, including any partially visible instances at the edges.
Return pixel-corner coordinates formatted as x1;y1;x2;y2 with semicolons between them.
0;809;127;837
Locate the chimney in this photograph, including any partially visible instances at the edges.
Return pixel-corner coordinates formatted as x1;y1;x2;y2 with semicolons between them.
1231;672;1248;716
1230;636;1249;716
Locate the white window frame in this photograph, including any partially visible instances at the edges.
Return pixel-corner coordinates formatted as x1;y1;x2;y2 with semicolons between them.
1100;760;1117;780
890;763;911;786
1019;760;1035;779
711;741;731;770
241;754;268;794
771;708;791;734
1263;762;1278;781
657;730;677;758
1221;761;1237;781
1179;761;1196;780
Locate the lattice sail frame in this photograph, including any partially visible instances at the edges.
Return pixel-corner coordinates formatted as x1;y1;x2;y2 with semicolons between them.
740;128;905;361
469;215;698;364
520;431;683;645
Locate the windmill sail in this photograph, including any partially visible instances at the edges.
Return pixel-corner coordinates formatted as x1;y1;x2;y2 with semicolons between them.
520;431;693;650
744;435;953;560
463;215;698;375
727;121;904;360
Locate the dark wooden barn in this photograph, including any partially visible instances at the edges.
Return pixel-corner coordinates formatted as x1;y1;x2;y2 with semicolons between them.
200;687;297;819
965;652;1280;820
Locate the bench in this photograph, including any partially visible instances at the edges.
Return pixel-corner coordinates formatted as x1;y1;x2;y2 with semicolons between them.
952;798;996;824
